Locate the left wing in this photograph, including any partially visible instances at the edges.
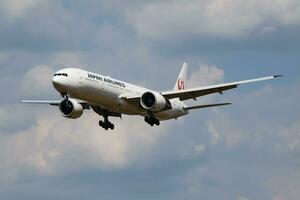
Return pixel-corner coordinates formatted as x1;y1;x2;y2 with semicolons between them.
160;75;282;101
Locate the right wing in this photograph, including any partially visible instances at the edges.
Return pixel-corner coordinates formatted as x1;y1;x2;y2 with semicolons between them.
21;100;61;106
21;99;123;117
21;99;90;109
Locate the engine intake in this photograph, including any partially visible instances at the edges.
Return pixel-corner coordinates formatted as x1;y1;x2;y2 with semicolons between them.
140;91;167;111
59;98;83;119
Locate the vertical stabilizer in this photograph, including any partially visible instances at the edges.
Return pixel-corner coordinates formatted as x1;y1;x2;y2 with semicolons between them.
174;63;188;91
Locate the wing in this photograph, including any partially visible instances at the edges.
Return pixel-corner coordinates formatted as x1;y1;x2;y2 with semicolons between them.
21;100;122;117
184;103;231;110
21;100;90;109
21;100;61;106
161;75;282;101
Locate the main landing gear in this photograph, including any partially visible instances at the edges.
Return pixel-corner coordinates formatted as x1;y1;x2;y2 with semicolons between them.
99;115;114;130
144;116;160;126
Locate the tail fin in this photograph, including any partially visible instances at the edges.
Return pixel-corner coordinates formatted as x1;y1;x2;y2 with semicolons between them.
173;63;188;91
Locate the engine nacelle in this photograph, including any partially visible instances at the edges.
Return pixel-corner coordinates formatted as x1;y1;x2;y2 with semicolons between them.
140;91;167;111
59;98;83;119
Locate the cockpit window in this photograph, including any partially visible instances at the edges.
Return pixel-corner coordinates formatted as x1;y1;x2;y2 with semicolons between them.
54;73;68;77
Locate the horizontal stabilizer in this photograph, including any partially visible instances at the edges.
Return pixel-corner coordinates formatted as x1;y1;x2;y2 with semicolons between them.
184;103;232;110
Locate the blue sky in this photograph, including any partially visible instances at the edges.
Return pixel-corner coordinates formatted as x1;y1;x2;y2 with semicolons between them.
0;0;299;199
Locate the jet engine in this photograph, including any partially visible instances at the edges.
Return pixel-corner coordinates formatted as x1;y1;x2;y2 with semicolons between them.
59;98;83;119
140;91;167;111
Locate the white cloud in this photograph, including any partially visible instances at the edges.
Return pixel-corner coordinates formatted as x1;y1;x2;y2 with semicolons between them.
237;196;250;200
51;52;84;68
0;0;48;19
126;0;300;39
193;144;206;155
208;121;221;146
0;52;9;63
186;64;224;105
267;171;300;200
205;82;300;152
0;104;170;182
20;65;55;96
187;64;224;88
207;110;251;148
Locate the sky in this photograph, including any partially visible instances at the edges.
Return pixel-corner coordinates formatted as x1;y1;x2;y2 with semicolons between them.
0;0;299;199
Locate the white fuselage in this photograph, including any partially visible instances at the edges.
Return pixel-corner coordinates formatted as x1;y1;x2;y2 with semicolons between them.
52;68;188;120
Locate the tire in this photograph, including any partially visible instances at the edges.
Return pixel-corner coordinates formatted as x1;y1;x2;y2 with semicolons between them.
110;124;114;130
104;123;109;130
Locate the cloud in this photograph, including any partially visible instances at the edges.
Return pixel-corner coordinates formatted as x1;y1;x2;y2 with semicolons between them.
126;0;300;39
208;121;221;146
185;64;224;106
187;64;224;88
0;1;100;52
51;52;84;68
205;83;300;151
20;65;55;97
266;168;300;200
0;0;48;19
173;81;300;199
193;144;206;155
0;104;171;182
237;196;250;200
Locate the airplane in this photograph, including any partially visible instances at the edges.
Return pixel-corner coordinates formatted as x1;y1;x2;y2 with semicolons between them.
21;63;281;130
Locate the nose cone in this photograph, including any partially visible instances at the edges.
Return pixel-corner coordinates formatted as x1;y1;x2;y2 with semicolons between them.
52;76;63;92
52;73;68;93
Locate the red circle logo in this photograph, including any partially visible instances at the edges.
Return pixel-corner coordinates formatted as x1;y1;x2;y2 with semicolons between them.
178;79;184;90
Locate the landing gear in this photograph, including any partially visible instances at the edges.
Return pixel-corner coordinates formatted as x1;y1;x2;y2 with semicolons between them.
144;116;160;126
99;115;114;130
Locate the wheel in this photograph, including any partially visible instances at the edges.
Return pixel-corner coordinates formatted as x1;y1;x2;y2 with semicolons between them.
144;117;149;123
155;120;160;126
110;123;115;130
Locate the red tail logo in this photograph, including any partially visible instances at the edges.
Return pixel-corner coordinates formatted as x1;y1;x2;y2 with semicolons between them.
177;79;184;90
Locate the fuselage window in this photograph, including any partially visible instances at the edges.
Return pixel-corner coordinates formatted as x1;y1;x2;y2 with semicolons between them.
54;73;68;77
